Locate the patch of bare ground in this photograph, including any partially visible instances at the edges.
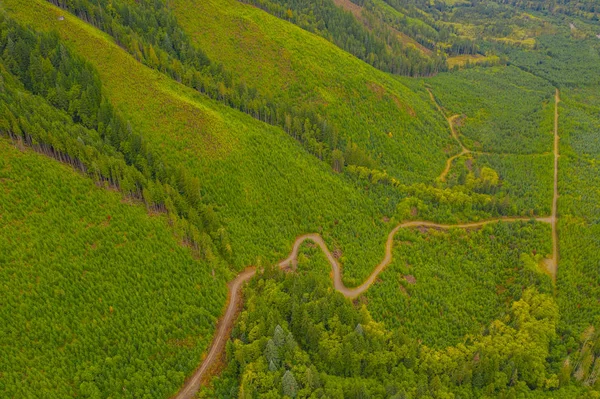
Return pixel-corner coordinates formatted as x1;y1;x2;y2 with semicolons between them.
367;81;416;116
332;0;363;19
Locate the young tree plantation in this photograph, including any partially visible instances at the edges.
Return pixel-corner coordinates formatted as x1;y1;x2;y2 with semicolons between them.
1;0;600;397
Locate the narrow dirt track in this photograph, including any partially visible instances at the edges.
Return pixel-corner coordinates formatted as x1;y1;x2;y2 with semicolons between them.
440;149;469;182
174;90;561;399
174;268;257;399
427;89;467;149
429;88;555;182
173;217;552;399
427;88;471;182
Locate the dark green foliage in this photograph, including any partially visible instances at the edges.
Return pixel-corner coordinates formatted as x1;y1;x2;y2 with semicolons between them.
0;14;225;257
369;0;480;55
282;370;299;397
238;0;448;76
47;0;365;169
0;23;101;129
49;0;210;70
202;252;582;398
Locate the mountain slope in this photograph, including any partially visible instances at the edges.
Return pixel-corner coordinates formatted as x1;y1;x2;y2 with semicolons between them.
171;0;455;183
0;136;228;398
2;0;408;285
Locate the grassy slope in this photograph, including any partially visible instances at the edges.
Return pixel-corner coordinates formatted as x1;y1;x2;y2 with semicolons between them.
170;0;455;183
2;0;408;285
0;137;228;397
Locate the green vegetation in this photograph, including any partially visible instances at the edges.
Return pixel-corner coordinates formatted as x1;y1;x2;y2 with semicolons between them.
556;92;600;337
170;0;455;183
2;0;600;396
237;0;447;76
0;136;228;398
508;34;600;87
488;0;600;21
426;66;555;154
202;252;583;398
47;0;355;170
0;13;225;257
366;221;553;348
2;0;399;285
458;152;553;215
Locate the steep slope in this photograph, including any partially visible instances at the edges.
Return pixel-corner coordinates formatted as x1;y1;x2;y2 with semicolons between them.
0;137;228;398
170;0;455;183
3;0;406;285
170;0;561;218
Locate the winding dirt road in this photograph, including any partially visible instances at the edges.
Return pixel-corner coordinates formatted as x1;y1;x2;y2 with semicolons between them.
173;218;553;398
277;218;551;299
173;90;561;399
427;88;471;182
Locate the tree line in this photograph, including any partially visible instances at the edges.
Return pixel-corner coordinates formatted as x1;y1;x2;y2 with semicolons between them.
201;259;592;398
0;13;229;260
47;0;377;171
238;0;449;77
366;0;481;56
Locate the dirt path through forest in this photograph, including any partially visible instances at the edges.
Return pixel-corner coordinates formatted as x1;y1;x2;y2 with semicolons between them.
173;217;553;398
174;90;562;399
427;89;467;150
174;267;256;399
427;88;471;182
428;88;555;182
277;217;552;298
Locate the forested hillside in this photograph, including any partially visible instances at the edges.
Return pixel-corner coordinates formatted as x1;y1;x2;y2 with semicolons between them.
0;136;229;397
1;0;600;397
205;255;578;398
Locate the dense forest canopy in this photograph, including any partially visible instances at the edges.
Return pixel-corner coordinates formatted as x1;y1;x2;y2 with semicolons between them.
237;0;449;76
1;0;600;397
